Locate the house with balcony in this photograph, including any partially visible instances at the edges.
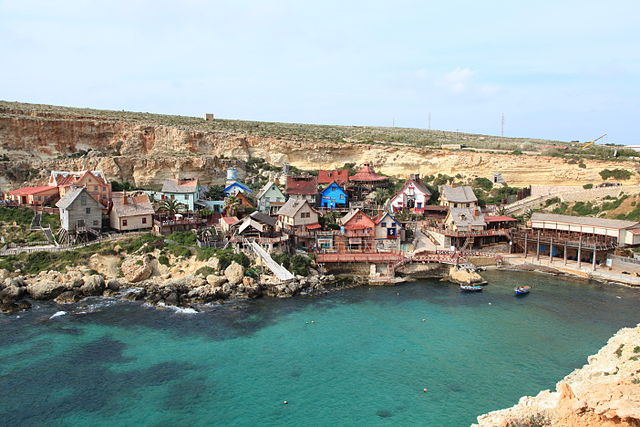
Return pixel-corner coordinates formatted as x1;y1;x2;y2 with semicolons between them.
389;176;431;214
340;209;376;251
319;182;348;210
276;198;320;234
439;185;478;209
156;178;199;211
285;176;318;204
318;169;349;187
50;170;112;208
374;211;403;251
256;181;286;214
56;187;105;238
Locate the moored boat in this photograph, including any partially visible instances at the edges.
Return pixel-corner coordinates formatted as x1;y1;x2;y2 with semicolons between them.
460;285;483;292
514;286;531;295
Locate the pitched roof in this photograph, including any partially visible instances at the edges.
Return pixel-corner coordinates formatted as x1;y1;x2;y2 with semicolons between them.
286;176;318;195
392;179;431;200
161;178;199;194
56;187;105;210
277;198;312;217
340;209;374;228
256;181;283;200
50;170;108;187
373;211;400;225
530;212;640;230
350;163;388;182
484;215;518;223
220;216;239;225
320;181;347;195
440;185;477;203
318;169;349;185
111;194;154;217
224;181;252;194
249;211;277;227
8;185;57;196
448;207;485;227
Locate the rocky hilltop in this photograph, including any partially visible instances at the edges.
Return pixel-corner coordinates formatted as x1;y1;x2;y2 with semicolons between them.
474;323;640;427
1;100;638;190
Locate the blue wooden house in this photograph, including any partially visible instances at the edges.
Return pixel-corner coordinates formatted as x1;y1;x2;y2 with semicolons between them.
223;181;252;196
319;182;348;209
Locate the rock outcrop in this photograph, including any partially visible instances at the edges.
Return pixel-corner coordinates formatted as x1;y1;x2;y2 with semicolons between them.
121;255;153;283
474;323;640;427
447;266;486;285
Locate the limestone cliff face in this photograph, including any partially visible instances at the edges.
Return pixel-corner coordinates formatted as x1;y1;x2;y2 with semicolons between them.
1;106;639;189
474;323;640;427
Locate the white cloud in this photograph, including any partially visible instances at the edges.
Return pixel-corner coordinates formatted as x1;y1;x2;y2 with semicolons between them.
441;67;476;93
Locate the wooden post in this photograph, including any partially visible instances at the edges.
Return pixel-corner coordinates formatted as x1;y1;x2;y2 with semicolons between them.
577;236;582;269
536;230;541;261
549;237;553;263
524;233;528;258
592;246;597;271
564;241;567;265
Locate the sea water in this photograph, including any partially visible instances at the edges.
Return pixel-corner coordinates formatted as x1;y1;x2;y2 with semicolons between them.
1;270;639;427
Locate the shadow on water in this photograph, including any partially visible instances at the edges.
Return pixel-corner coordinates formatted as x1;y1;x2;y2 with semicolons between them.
0;335;196;425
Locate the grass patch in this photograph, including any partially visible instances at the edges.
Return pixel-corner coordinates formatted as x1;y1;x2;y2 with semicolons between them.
615;344;625;358
600;168;632;180
195;266;216;277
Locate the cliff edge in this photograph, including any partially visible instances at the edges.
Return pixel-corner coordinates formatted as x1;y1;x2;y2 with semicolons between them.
474;323;640;427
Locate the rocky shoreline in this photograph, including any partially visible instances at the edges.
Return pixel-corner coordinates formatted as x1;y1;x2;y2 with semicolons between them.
473;323;640;427
0;249;362;314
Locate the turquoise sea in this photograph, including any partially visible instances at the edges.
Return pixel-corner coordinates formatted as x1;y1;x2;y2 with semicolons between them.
1;270;640;427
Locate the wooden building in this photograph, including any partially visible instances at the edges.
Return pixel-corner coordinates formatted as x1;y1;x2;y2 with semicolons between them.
109;194;154;231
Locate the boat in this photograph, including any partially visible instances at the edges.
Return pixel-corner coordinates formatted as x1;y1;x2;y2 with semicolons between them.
460;285;483;292
514;286;531;295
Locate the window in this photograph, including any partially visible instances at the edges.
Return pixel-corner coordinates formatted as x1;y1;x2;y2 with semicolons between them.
81;196;87;206
85;207;91;214
381;222;386;227
142;217;147;224
301;212;310;219
184;195;188;200
35;196;40;201
356;215;362;220
94;186;98;191
122;219;128;226
339;194;344;199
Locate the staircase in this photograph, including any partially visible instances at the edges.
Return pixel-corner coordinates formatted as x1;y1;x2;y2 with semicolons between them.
243;239;295;282
461;236;474;251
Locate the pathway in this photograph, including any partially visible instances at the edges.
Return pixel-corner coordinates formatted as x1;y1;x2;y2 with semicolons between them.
245;239;295;281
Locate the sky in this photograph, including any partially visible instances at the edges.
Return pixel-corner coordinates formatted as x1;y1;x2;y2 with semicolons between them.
1;0;639;144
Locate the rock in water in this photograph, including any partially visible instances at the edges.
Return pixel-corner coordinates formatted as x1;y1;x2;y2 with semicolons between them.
448;266;485;285
206;274;227;287
54;291;82;304
224;262;245;286
121;255;153;283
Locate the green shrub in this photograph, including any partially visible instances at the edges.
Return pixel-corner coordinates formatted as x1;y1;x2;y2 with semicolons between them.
544;197;561;207
511;149;523;155
578;161;586;168
195;266;215;277
158;255;170;266
473;177;493;192
290;254;312;276
122;233;165;253
615;344;624;358
166;244;192;259
582;183;593;189
166;231;197;246
0;207;34;225
600;168;632;180
195;248;249;269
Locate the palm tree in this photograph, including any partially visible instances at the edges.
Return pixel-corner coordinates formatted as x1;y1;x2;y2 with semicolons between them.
522;208;534;222
158;198;186;215
224;196;241;216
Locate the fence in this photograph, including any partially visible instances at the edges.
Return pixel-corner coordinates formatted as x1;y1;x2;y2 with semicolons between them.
0;231;148;256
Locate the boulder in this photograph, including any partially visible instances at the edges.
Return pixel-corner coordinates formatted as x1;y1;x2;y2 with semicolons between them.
80;275;105;296
224;262;245;286
0;284;26;303
448;266;485;285
106;279;121;291
121;255;153;283
207;257;221;271
0;302;19;314
55;291;82;304
27;280;69;300
206;274;227;287
0;269;11;282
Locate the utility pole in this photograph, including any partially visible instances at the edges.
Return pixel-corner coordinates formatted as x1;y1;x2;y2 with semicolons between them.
501;113;505;137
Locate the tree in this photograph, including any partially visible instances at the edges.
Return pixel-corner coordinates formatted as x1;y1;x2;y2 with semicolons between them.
204;184;226;200
522;208;533;221
224;196;241;216
158;198;186;215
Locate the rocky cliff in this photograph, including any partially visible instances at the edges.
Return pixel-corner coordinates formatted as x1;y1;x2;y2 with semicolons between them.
1;101;638;190
474;323;640;427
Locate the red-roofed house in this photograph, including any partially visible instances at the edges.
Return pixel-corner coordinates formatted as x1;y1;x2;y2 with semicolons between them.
349;163;389;199
6;186;59;206
340;208;376;251
318;169;349;186
49;170;112;207
285;176;318;204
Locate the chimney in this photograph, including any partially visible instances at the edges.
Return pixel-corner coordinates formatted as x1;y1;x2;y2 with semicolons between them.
123;191;128;205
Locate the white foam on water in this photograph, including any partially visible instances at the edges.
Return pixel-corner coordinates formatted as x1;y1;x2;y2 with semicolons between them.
156;302;199;314
49;311;67;320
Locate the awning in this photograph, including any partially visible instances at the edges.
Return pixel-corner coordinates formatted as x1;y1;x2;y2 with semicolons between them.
306;223;322;230
349;238;362;244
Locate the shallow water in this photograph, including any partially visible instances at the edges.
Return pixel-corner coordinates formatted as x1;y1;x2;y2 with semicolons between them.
1;271;639;427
